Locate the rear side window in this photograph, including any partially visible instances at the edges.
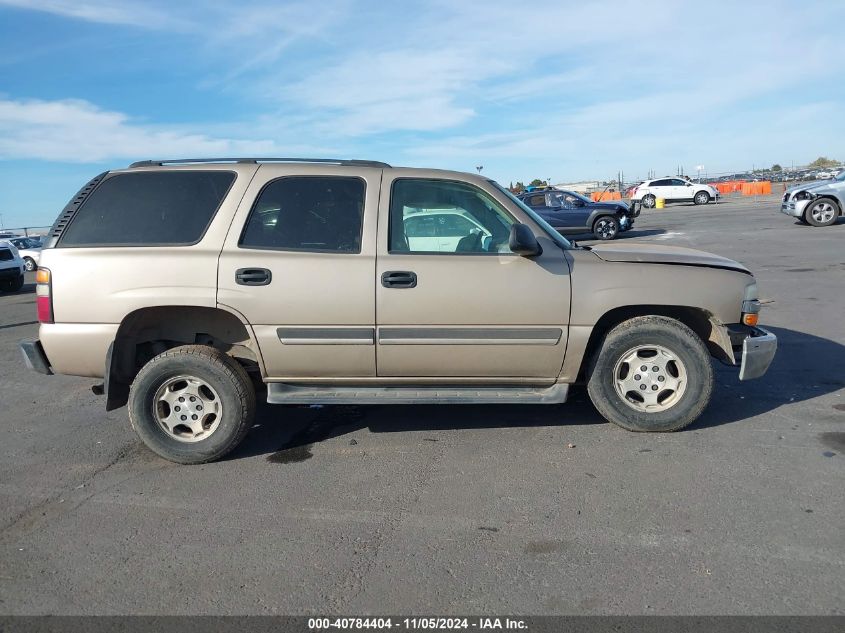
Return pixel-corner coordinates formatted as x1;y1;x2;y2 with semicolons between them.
59;171;235;247
239;176;365;253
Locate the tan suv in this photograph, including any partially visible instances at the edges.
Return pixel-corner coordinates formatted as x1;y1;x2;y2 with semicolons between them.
19;158;777;464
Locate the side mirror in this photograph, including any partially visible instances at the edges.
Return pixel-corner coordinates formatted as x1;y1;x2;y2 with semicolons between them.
686;182;693;186
509;223;542;257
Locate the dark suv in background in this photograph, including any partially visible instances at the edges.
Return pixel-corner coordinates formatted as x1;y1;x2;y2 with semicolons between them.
517;188;637;240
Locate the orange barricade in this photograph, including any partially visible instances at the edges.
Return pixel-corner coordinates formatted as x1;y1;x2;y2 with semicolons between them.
740;181;772;196
711;180;747;194
591;191;622;201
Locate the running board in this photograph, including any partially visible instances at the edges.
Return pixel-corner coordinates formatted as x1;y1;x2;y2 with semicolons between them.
266;383;569;405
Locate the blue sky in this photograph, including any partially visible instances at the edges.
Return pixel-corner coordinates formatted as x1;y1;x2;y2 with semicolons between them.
1;0;844;228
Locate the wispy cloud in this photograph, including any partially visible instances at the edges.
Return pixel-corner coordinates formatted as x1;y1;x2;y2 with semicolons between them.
0;0;183;28
0;98;309;162
1;0;844;177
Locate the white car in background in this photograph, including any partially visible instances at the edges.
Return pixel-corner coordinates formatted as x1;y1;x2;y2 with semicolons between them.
9;236;42;271
631;178;719;208
402;207;494;253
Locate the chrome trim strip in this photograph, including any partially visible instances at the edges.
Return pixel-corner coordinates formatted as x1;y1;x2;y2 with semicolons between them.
378;327;562;346
277;327;374;345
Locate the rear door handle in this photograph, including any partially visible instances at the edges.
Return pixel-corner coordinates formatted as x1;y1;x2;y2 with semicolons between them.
381;271;417;289
235;268;272;286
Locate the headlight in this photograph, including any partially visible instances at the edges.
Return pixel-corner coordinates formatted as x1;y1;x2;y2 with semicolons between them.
742;282;760;326
795;190;814;201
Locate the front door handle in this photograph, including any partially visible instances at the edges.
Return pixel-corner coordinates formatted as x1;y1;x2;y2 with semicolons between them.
235;268;272;286
381;270;417;289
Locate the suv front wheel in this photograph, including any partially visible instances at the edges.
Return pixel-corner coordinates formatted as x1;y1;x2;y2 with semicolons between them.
592;216;619;240
128;345;256;464
693;191;711;205
804;198;839;227
587;316;714;432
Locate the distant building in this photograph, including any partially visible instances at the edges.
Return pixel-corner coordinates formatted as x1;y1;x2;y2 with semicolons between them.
554;181;603;194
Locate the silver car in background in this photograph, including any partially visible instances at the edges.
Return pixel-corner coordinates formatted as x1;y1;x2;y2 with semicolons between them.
9;237;42;271
781;170;844;226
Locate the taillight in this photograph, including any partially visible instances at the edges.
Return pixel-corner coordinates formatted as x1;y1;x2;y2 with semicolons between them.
36;268;53;324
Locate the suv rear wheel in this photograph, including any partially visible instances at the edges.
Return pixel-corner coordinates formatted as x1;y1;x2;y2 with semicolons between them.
128;345;255;464
587;316;713;432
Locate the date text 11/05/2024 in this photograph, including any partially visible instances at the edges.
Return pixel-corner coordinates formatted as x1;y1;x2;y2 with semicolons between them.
308;617;528;630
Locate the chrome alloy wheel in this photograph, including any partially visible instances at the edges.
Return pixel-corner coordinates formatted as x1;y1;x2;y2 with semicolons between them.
153;375;222;442
694;191;709;204
613;345;687;413
811;201;836;224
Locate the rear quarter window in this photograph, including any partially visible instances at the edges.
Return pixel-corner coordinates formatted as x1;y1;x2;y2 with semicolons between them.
58;171;236;247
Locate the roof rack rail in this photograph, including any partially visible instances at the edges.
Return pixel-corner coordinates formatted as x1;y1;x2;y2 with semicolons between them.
128;158;391;168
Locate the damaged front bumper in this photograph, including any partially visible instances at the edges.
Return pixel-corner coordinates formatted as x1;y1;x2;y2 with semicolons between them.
726;324;777;380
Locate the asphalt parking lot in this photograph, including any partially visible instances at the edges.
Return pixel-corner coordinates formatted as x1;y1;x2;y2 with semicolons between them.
1;194;842;615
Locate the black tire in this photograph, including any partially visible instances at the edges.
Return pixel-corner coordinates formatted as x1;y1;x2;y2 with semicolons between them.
592;215;619;240
693;191;711;205
23;257;36;272
128;345;256;464
641;194;656;208
586;316;714;432
0;274;24;292
804;198;839;227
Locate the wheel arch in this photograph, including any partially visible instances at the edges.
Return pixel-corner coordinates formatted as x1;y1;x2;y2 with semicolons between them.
575;304;732;381
105;305;264;411
589;212;619;230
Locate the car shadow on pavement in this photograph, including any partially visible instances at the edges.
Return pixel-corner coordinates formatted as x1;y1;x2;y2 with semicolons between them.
691;325;845;429
229;326;844;462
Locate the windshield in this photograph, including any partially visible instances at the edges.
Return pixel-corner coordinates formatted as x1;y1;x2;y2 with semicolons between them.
835;170;845;182
12;238;39;249
490;181;571;250
554;190;590;204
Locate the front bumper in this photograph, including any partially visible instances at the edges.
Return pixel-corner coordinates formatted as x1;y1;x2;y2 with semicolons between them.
780;198;810;218
727;325;777;380
20;338;53;375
